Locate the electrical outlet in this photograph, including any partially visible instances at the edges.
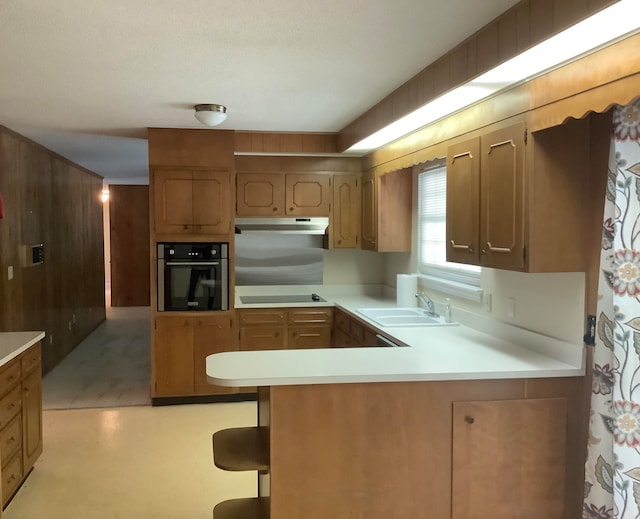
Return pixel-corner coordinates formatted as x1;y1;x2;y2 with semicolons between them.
507;297;516;319
7;266;13;280
483;293;492;313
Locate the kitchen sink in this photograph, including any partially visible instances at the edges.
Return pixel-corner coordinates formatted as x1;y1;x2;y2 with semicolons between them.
356;307;458;327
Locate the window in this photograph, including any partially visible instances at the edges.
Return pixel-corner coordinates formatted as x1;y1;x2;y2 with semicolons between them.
417;164;482;301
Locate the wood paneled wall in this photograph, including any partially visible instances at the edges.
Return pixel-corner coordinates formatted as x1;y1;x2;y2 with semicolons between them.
0;126;106;374
109;185;150;307
338;0;619;151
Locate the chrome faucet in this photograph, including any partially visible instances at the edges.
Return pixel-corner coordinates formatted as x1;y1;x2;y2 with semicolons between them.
416;292;439;317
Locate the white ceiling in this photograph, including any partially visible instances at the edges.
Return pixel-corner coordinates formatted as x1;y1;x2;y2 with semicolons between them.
0;0;519;183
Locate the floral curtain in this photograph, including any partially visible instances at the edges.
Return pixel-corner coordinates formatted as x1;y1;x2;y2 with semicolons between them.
584;99;640;519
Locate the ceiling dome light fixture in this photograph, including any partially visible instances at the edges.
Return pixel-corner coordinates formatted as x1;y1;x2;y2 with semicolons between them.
194;104;227;126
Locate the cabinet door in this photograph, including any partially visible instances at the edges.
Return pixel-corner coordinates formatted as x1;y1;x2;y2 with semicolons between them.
192;171;232;234
332;174;360;248
288;325;332;349
360;171;377;250
193;315;236;395
22;367;42;472
285;173;331;216
452;398;566;519
153;317;194;397
332;327;352;347
236;173;285;216
480;124;526;270
447;138;480;265
377;169;412;252
153;169;193;234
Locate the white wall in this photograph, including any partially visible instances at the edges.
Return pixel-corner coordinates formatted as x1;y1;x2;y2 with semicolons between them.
323;249;384;285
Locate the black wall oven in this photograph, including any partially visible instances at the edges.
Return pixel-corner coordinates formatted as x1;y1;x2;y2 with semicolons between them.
157;242;229;312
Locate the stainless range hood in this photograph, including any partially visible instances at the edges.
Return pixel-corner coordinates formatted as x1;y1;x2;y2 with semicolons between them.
235;217;329;235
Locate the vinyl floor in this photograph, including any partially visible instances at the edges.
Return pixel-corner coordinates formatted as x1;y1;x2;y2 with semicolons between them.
4;402;257;519
42;306;152;410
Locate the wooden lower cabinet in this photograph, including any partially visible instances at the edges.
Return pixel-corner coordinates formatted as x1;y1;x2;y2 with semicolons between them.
153;314;236;398
237;307;332;393
212;378;581;519
332;308;385;347
194;316;236;395
0;342;43;508
238;308;332;350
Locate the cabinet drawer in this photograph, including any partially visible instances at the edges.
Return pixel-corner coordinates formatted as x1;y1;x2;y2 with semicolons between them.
288;326;332;349
334;310;351;334
240;326;285;351
2;451;23;506
0;386;21;429
239;310;286;326
288;308;333;325
0;360;20;398
21;343;42;376
0;414;21;468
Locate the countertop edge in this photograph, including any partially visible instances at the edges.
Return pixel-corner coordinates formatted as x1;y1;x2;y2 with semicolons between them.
0;331;45;368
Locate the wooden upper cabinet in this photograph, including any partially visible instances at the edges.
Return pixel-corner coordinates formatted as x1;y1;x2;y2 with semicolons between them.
153;169;232;235
331;174;360;248
285;173;331;216
446;117;597;273
446;123;526;270
480;124;525;270
447;139;480;265
236;173;285;216
361;169;412;252
360;171;377;250
236;172;331;217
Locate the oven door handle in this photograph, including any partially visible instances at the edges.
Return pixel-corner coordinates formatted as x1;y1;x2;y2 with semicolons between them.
165;261;220;266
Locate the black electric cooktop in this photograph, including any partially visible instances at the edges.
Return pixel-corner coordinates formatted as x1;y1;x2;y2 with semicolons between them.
240;293;326;304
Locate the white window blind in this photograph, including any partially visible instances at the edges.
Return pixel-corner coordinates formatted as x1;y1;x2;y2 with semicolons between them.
417;165;481;300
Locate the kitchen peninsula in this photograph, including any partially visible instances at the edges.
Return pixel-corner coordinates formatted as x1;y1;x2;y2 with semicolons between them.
207;291;585;519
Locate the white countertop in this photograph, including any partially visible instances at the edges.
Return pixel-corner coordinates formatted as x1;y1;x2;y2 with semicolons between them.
207;285;585;387
0;331;45;367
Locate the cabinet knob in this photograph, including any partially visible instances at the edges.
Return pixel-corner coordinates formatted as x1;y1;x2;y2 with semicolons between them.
481;249;486;255
272;207;278;212
338;240;342;245
289;207;294;212
468;248;474;253
465;416;475;424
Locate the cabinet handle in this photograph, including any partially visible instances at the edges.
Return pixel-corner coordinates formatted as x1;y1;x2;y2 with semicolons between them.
465;416;475;424
450;240;473;251
488;139;516;152
486;242;513;253
452;151;473;161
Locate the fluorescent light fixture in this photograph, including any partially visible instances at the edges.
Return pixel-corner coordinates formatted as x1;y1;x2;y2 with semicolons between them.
347;0;640;153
